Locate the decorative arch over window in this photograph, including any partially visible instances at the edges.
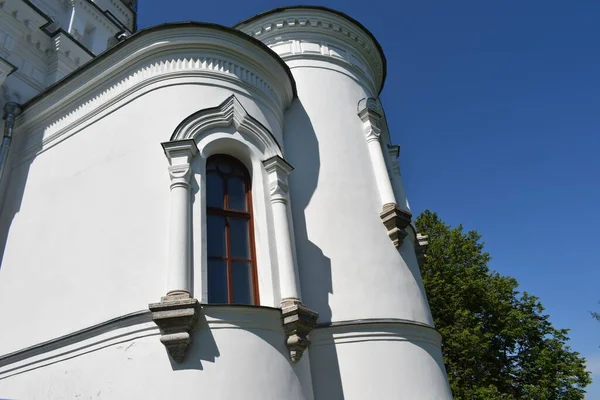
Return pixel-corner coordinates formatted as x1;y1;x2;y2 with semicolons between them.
170;94;282;159
206;154;259;305
150;94;318;364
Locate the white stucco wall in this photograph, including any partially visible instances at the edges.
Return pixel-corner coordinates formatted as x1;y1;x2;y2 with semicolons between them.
0;307;313;400
284;65;433;325
237;8;453;399
0;82;284;355
0;8;452;400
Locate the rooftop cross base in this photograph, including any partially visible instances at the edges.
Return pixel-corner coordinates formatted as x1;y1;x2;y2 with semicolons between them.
149;293;200;363
380;203;412;247
281;299;319;363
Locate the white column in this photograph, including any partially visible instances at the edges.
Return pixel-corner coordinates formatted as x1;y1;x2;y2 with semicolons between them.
358;98;412;248
162;140;198;297
358;98;397;207
263;156;301;302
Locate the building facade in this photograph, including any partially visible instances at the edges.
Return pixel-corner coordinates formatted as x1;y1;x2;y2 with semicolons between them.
0;2;452;398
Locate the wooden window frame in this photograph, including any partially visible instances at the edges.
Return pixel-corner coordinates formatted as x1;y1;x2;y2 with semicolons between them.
206;155;260;305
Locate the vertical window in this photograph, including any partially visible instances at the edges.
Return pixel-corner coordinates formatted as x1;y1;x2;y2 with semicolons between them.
206;155;259;305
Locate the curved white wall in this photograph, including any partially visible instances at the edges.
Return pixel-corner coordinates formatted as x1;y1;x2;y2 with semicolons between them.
0;307;313;400
0;9;452;400
237;7;452;399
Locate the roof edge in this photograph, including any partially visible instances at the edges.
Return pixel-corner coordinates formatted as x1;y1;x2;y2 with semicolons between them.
233;5;387;95
22;21;297;110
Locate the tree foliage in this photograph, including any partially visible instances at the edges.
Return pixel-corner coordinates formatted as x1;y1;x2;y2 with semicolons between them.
416;210;591;399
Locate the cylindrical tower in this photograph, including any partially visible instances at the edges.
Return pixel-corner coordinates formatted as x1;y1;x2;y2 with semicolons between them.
238;7;453;399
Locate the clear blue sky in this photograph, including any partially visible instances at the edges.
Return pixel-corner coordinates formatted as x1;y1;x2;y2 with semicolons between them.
138;0;600;396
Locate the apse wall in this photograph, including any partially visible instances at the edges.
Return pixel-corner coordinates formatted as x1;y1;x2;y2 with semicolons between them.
237;7;453;399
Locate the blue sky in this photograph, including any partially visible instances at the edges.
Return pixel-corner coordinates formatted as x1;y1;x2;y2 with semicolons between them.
138;0;600;396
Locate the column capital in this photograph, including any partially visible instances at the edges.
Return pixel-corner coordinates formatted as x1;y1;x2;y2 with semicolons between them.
162;139;198;189
358;97;382;143
263;156;293;204
162;139;198;164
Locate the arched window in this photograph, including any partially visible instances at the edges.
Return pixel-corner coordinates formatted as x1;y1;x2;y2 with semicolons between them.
206;155;259;305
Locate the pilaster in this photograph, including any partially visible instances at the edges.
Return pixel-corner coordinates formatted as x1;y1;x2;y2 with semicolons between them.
149;139;199;363
263;156;319;362
358;98;412;247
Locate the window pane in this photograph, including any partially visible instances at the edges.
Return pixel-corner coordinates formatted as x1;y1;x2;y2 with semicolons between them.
207;215;226;257
217;160;233;174
208;260;228;304
232;262;253;304
229;218;249;259
227;176;247;211
206;173;223;208
206;158;217;172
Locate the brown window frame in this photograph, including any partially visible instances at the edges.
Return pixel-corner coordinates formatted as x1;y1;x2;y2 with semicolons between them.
206;154;260;305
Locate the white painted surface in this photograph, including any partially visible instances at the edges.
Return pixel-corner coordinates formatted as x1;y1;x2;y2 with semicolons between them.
0;307;313;400
0;6;452;400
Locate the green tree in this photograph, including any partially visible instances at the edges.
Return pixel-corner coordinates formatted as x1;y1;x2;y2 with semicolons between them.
416;210;591;399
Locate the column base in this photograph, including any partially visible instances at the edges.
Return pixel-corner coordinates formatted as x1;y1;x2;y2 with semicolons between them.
149;293;200;363
380;203;412;247
281;299;319;363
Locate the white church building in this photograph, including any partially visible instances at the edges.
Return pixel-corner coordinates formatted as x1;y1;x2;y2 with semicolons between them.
0;1;453;398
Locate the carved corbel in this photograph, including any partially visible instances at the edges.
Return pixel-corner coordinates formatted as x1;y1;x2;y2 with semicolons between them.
281;299;319;363
149;294;200;363
380;203;412;247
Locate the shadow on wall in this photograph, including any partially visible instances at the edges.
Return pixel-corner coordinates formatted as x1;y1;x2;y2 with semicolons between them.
170;313;220;371
0;115;36;269
170;307;289;372
283;99;344;399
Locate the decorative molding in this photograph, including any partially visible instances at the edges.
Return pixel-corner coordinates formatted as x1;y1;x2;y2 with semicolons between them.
415;233;429;269
281;299;318;363
0;56;17;87
264;39;374;90
357;97;382;143
0;310;156;378
73;0;123;35
380;203;412;247
172;95;282;159
311;318;441;347
263;155;293;204
19;56;282;162
162;139;198;189
236;9;384;93
148;294;200;363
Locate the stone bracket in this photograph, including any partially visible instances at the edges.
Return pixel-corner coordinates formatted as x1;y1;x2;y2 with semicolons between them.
148;294;200;363
380;203;412;247
281;300;319;363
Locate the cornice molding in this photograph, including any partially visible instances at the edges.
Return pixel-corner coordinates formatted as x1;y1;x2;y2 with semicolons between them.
312;318;441;347
0;310;156;379
171;94;283;159
16;23;294;161
236;7;386;94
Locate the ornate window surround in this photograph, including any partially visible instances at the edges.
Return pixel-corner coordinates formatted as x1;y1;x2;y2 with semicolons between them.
149;94;318;363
